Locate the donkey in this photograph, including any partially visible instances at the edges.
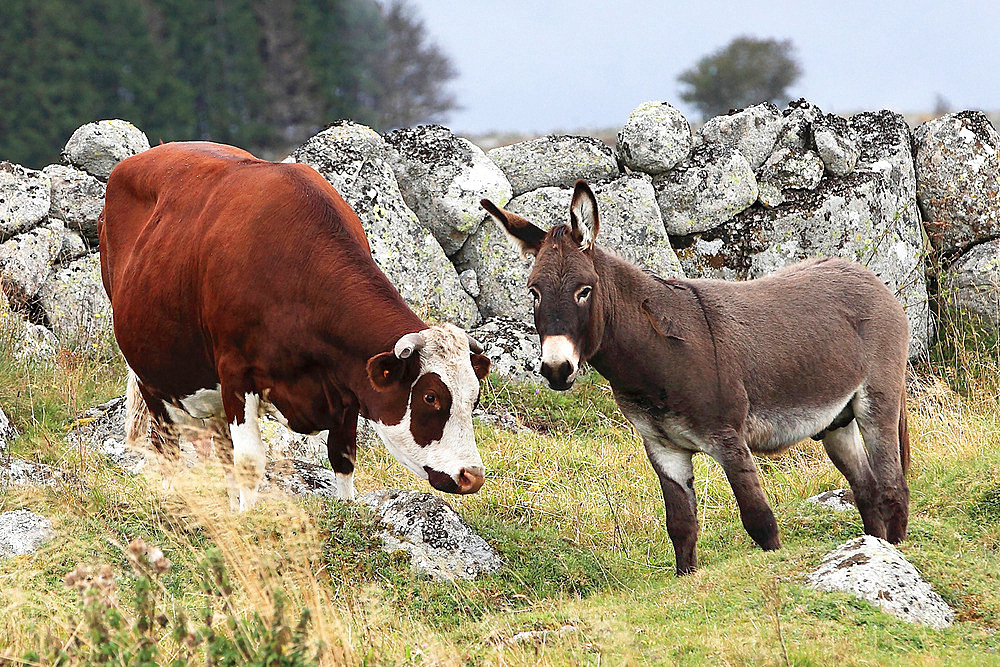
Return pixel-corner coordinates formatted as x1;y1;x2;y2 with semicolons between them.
481;181;910;575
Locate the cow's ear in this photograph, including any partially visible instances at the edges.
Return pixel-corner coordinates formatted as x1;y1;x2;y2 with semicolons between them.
367;352;408;390
470;353;491;381
481;198;546;258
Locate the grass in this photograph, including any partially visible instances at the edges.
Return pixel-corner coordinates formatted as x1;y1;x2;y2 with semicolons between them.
1;310;999;665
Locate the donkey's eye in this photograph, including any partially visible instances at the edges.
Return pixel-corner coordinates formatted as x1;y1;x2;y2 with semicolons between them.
576;286;593;302
529;286;541;305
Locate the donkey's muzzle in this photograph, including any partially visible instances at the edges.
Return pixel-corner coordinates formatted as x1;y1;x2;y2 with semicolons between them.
541;359;576;390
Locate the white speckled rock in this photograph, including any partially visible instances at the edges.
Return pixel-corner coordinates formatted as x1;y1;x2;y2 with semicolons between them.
37;253;113;353
756;147;825;208
469;316;541;384
0;510;55;558
617;102;692;174
291;122;478;327
0;404;17;453
0;162;50;241
811;114;860;177
262;459;343;498
674;171;931;358
359;488;502;581
698;102;783;170
807;535;954;629
62;119;150;180
914;111;1000;255
489;134;618;196
459;174;682;322
42;164;105;243
385;125;512;256
939;238;1000;322
806;488;856;512
0;222;66;306
0;458;79;490
653;143;759;236
775;98;824;151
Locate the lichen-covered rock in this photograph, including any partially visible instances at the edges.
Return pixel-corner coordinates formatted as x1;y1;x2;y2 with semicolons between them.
359;488;502;581
674;171;931;357
37;253;113;353
385;125;512;256
653;143;759;236
811;114;860;177
939;238;1000;322
776;98;824;151
0;404;17;453
0;510;55;558
62;119;150;180
291;122;478;327
806;488;856;512
807;535;954;629
42;164;105;244
0;222;65;306
0;162;51;242
616;102;692;174
1;458;79;490
698;102;783;170
914;111;1000;255
458;174;682;321
468;316;541;384
489;134;618;196
65;397;149;474
262;459;343;498
756;147;824;208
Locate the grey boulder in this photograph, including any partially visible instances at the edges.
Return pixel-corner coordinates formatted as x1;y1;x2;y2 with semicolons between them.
43;164;106;244
0;404;17;453
616;102;692;174
914;111;1000;255
756;147;825;208
468;316;541;385
939;238;1000;322
0;162;50;241
489;134;618;196
0;510;55;558
807;535;954;629
698;102;784;170
62;119;150;181
385;125;512;256
38;253;113;353
775;98;825;151
291;121;478;327
811;114;861;177
654;143;759;236
0;222;66;306
1;458;79;490
262;459;345;499
359;489;502;581
806;489;856;512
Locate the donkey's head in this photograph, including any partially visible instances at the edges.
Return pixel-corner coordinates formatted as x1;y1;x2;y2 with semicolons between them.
481;181;604;390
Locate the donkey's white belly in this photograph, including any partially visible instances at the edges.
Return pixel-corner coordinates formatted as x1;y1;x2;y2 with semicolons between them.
744;393;857;452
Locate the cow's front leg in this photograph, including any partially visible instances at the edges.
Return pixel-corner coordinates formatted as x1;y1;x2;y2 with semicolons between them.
644;439;699;575
326;410;359;501
223;389;266;512
713;430;781;551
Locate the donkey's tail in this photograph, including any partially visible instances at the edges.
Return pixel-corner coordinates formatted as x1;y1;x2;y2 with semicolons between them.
125;366;151;449
898;387;910;476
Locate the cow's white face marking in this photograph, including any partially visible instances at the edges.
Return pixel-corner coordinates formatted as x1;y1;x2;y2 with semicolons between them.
541;334;580;382
374;324;484;490
230;392;266;512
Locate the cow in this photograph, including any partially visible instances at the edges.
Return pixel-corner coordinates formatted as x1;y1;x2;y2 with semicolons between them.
482;181;910;575
99;141;491;510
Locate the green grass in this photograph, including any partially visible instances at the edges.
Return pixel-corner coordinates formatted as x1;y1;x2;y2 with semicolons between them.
2;312;1000;665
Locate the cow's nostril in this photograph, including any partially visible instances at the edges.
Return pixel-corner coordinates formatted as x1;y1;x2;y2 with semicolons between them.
457;466;485;494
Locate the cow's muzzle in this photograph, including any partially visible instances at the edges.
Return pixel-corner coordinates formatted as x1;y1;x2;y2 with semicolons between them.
424;465;485;495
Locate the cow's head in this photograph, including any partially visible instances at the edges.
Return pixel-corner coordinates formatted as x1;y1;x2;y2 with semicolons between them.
481;181;604;391
366;323;491;494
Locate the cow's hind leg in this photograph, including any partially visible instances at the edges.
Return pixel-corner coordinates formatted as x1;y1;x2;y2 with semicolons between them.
643;439;699;575
134;383;182;492
327;410;359;501
855;392;909;543
822;419;885;537
222;388;266;512
713;430;781;552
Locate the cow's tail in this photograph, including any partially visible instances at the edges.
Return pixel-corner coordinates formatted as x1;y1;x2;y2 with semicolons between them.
125;366;151;449
898;387;910;476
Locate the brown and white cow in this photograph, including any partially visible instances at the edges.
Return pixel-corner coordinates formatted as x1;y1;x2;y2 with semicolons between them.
100;142;490;510
482;181;910;575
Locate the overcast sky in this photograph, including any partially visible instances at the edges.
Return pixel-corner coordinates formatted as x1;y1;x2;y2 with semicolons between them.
410;0;1000;134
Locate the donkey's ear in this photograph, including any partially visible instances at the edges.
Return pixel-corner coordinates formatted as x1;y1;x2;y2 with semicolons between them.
481;198;546;258
569;180;600;250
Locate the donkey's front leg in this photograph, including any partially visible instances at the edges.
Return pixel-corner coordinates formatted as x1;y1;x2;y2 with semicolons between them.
713;430;781;551
644;439;699;575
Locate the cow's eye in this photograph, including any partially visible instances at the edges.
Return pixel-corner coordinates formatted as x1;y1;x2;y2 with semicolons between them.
423;393;436;405
576;285;593;302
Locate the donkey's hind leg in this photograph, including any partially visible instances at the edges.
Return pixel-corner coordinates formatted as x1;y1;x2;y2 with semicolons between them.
822;420;885;538
854;393;909;543
713;430;781;552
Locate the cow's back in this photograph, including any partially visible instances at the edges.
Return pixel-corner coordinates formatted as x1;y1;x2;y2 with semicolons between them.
100;142;379;403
